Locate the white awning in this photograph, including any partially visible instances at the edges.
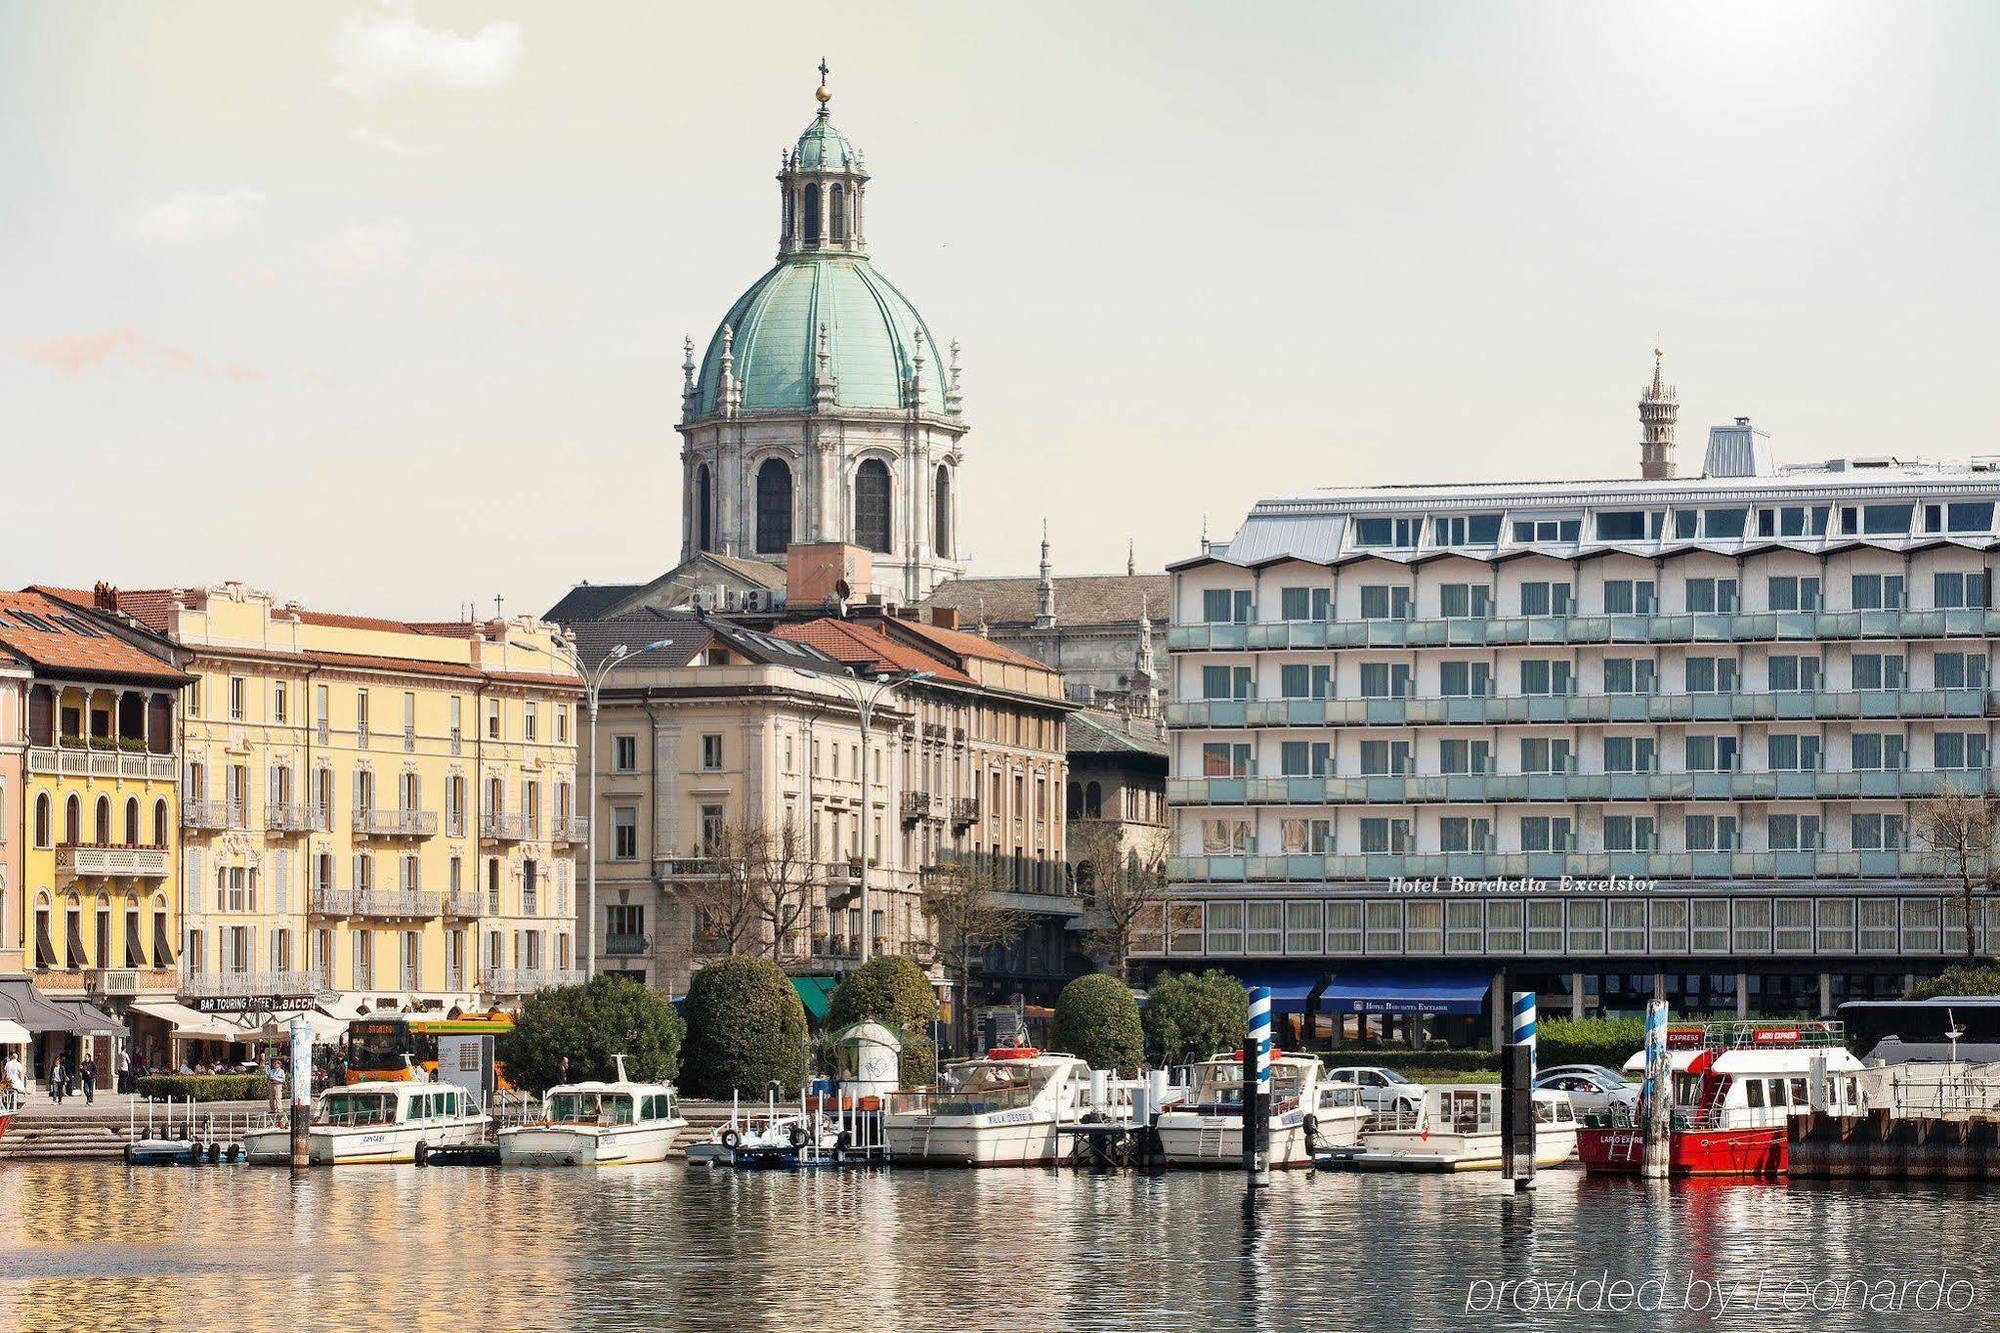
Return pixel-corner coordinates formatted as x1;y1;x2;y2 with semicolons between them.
244;1012;350;1044
129;1000;257;1043
0;1019;29;1046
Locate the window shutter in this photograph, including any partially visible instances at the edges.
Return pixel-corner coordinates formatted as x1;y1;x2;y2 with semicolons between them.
185;848;203;920
275;850;290;915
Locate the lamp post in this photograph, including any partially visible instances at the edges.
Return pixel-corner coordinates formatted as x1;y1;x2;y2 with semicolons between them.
796;667;930;965
521;635;678;982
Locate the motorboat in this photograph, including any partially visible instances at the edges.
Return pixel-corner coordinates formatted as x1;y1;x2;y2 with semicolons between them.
883;1045;1096;1166
1349;1085;1579;1171
1577;1021;1866;1177
498;1057;686;1167
243;1079;488;1165
1154;1051;1369;1168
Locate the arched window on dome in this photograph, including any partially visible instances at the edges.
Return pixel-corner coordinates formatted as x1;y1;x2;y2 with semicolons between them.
755;458;794;554
695;464;714;553
829;184;847;244
803;184;822;246
853;459;892;554
934;465;952;558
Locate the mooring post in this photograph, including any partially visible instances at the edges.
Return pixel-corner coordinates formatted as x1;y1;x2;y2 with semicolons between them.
1501;991;1537;1191
288;1015;312;1172
1244;985;1271;1187
1640;999;1670;1180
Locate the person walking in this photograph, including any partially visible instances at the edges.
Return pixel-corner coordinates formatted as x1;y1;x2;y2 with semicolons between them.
3;1050;24;1110
558;1055;570;1086
79;1054;97;1105
117;1048;132;1096
49;1055;66;1105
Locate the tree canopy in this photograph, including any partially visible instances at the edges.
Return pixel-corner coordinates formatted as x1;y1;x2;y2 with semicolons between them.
1142;970;1248;1065
1909;964;2000;1000
1050;973;1144;1076
497;974;685;1094
680;956;809;1098
829;955;938;1085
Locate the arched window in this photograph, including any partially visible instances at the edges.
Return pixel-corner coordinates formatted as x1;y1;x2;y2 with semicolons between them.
803;183;822;246
124;797;139;845
934;465;952;557
1084;782;1103;818
64;794;80;845
95;796;111;844
694;464;713;552
755;458;794;554
34;794;50;848
153;799;168;848
829;183;847;243
853;458;892;553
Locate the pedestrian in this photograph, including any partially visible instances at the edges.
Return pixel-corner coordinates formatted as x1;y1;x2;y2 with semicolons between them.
3;1049;24;1110
49;1055;66;1104
118;1047;132;1095
79;1054;97;1105
267;1057;283;1113
558;1055;570;1085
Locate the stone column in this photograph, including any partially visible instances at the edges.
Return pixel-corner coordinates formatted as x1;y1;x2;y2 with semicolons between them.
1570;973;1585;1019
1736;972;1750;1018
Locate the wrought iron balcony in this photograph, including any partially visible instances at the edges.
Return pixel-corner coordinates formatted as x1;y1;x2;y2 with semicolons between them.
178;969;320;1000
352;889;442;918
309;887;354;916
901;791;936;823
441;891;485;918
604;933;651;958
265;802;326;834
481;811;527;841
481;967;584;995
654;856;728;882
182;799;232;830
352;807;439;838
554;815;590;843
950;797;979;827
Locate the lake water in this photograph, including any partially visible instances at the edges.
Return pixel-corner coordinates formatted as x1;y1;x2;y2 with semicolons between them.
2;1160;1996;1330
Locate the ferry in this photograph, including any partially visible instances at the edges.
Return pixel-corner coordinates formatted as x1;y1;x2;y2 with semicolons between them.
1154;1051;1370;1168
498;1057;686;1167
1576;1021;1866;1177
883;1045;1095;1166
243;1080;489;1165
1349;1085;1580;1172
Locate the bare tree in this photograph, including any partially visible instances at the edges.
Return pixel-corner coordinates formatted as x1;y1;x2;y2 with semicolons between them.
1915;788;1999;962
921;854;1027;1055
1069;820;1171;983
749;819;821;963
684;823;767;958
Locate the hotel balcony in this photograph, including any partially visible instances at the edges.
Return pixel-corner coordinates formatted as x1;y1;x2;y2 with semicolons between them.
182;799;233;831
178;969;320;1001
1166;688;1998;731
481;967;584;995
35;967;178;998
604;932;651;958
441;891;485;918
266;802;327;835
1169;768;1991;808
352;889;443;918
29;744;177;782
1167;849;1941;884
653;856;728;883
481;811;528;842
55;843;171;887
352;807;438;839
554;816;590;844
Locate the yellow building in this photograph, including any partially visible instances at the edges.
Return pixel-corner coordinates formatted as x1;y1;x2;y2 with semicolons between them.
54;582;586;1018
0;588;186;1083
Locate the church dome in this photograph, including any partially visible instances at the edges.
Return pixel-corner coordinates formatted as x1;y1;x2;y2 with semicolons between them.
793;117;858;172
693;256;946;416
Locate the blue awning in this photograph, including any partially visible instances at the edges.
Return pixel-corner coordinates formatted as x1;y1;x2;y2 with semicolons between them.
1218;968;1330;1015
1320;969;1494;1017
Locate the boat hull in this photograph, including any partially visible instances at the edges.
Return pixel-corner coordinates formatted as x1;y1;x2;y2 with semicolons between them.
1155;1108;1368;1168
1351;1127;1579;1172
1576;1125;1788;1177
498;1121;685;1167
884;1115;1063;1166
244;1118;488;1166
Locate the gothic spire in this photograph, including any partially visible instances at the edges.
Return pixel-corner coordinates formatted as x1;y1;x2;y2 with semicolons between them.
1639;343;1680;480
1035;519;1056;628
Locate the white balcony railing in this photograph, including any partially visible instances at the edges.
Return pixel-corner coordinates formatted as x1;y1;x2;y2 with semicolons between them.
309;887;354;916
57;845;171;880
31;746;176;781
555;816;590;843
441;892;484;918
266;802;327;834
481;812;527;841
352;808;438;838
182;799;232;830
481;967;583;995
178;969;320;999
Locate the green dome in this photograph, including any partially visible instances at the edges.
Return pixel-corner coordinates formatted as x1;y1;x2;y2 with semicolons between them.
695;256;946;416
793;115;858;172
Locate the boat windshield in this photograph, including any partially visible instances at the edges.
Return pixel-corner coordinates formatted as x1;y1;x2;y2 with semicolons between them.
319;1091;397;1126
548;1092;635;1126
950;1061;1058;1096
1189;1062;1306;1108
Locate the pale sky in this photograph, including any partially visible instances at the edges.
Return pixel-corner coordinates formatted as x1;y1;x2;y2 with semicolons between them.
4;1;1996;619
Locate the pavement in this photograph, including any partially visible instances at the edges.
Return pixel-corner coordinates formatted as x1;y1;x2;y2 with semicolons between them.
9;1092;277;1121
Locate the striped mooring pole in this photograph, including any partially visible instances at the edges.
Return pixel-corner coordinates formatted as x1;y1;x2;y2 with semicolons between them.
1510;991;1537;1084
1244;985;1272;1186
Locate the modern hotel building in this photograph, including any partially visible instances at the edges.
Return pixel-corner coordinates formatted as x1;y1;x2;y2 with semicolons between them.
1151;388;2000;1022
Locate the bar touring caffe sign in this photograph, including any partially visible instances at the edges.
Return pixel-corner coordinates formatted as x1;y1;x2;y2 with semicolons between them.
1388;875;1658;894
189;992;325;1015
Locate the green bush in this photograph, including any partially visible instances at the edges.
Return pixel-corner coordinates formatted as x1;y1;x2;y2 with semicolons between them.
1050;973;1144;1076
1143;970;1248;1065
681;956;808;1098
135;1073;272;1103
1538;1016;1646;1071
1909;965;2000;1000
497;973;685;1095
828;955;937;1086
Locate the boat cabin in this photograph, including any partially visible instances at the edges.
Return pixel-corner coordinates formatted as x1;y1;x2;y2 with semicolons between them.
317;1082;473;1127
545;1086;680;1127
1424;1086;1577;1134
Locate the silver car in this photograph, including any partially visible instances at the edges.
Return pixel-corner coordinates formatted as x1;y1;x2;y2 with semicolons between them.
1325;1066;1427;1115
1535;1065;1639;1116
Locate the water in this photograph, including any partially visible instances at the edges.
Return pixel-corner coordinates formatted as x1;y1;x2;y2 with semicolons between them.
2;1161;1996;1330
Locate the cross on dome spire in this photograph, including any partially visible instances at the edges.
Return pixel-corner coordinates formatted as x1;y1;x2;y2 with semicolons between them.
816;58;831;115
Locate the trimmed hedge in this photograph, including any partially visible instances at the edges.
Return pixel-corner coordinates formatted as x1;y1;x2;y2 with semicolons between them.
498;973;685;1094
135;1073;272;1102
1319;1049;1500;1074
1537;1016;1645;1071
1143;970;1248;1065
1050;974;1144;1077
681;956;808;1098
828;956;937;1086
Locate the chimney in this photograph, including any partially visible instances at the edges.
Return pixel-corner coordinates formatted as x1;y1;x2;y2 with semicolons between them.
93;582;118;611
931;606;959;631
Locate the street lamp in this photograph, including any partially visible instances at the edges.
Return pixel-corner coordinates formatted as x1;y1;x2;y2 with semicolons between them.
795;666;931;965
521;634;679;981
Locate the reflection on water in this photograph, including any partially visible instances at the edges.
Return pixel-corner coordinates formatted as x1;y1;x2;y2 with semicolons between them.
1;1163;1997;1331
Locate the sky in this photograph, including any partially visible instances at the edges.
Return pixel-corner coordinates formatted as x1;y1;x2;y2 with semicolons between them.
3;1;1997;619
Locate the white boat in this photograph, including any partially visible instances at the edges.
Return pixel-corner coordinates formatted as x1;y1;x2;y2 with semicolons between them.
883;1045;1095;1166
1154;1051;1370;1168
1350;1085;1579;1172
498;1058;687;1167
244;1080;489;1165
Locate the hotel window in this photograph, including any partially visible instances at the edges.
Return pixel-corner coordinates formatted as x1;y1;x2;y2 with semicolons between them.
1851;813;1905;851
1934;732;1987;771
1566;899;1605;953
1684;656;1738;693
1358;818;1410;854
1438;661;1492;697
1518;582;1572;617
1767;734;1821;771
611;807;638;860
1603;735;1656;773
1511;518;1581;544
1900;898;1942;954
1201;819;1252;853
1325;901;1363;954
1648;899;1689;954
187;680;202;719
272;681;287;723
1404;901;1442;954
1815;898;1856;953
1756;505;1830;538
1767;654;1821;692
1850;573;1904;610
1684;814;1739;851
1526;900;1563;954
1438;739;1490;775
1602;579;1656;615
1202;589;1253;623
1852;732;1905;771
316;684;330;743
1353;516;1418;549
1279;741;1332;777
1689;898;1730;953
1279;664;1333;699
1602;658;1656;695
1285;901;1325;954
1603;815;1655;851
1202;742;1252;777
1518;816;1572;852
1446;900;1485;953
229;676;246;721
1935;651;1988;689
1857;504;1914;536
1278;586;1333;621
1433;513;1501;546
556;704;569;743
1481;900;1524;952
1673;507;1748;540
1439;817;1491;852
1357;662;1411;699
1200;666;1253;700
1363;900;1402;954
1518;659;1572;695
1203;901;1244;954
1245;901;1283;954
1358;740;1412;776
1766;576;1822;611
1685;735;1738;772
1766;813;1822;851
1683;577;1738;613
1438;584;1492;619
1594;511;1662;542
1519;737;1571;774
1941;502;1996;533
1851;652;1905;690
487;699;503;740
700;734;723;771
1357;585;1412;620
1279;818;1333;854
613;735;638;772
1857;899;1897;952
1608;901;1647;954
1934;571;1990;609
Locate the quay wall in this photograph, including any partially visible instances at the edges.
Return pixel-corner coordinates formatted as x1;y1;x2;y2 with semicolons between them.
1788;1111;2000;1180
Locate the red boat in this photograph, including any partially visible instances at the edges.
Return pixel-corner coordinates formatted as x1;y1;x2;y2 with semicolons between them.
1577;1021;1865;1177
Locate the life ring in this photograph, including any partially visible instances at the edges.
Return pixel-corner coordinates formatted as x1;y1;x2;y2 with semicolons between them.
719;1128;740;1150
787;1123;811;1150
414;1141;431;1167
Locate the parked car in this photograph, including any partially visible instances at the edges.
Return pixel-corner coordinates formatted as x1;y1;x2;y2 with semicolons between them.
1325;1066;1426;1115
1535;1064;1639;1116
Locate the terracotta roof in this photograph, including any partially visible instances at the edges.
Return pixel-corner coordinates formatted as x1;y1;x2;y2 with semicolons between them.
920;574;1168;628
0;591;187;684
296;609;416;633
886;617;1052;670
773;619;974;685
404;621;483;638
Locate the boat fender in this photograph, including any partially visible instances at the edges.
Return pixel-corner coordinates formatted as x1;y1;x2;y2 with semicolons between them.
1303;1114;1320;1148
836;1129;851;1152
187;1141;203;1165
206;1142;221;1164
229;1144;243;1164
788;1123;811;1150
123;1144;135;1165
415;1141;431;1167
719;1129;740;1150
